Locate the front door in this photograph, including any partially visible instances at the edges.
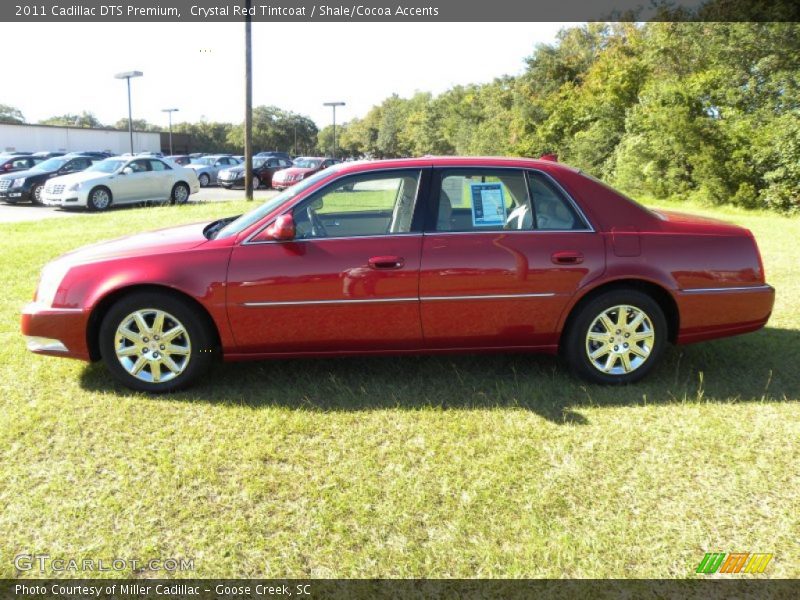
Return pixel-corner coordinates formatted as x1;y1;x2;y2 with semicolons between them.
226;168;429;353
419;167;606;349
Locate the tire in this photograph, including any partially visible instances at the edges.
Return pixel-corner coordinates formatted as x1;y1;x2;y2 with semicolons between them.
252;175;260;190
31;184;44;206
171;182;190;205
98;291;216;393
198;173;210;187
563;289;667;385
87;186;112;212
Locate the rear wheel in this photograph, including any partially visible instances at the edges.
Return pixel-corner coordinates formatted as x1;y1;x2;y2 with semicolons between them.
171;182;190;205
198;173;210;187
99;291;215;392
252;175;260;189
563;289;667;384
87;186;112;211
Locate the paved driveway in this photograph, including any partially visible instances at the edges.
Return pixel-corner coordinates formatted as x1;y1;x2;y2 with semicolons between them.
0;187;279;224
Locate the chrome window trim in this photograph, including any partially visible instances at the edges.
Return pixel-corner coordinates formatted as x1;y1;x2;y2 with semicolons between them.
242;166;427;246
244;232;424;246
241;291;557;307
680;285;773;294
430;165;595;234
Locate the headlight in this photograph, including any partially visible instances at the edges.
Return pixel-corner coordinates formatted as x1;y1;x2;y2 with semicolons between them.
12;178;25;187
66;182;81;192
35;261;70;307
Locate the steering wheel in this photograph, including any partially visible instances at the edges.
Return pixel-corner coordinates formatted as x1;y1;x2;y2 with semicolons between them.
307;206;328;238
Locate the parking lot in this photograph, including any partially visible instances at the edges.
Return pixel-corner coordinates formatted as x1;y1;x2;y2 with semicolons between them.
0;186;279;223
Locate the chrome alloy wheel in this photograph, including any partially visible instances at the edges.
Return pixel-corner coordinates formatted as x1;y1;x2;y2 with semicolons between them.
174;184;189;203
91;188;110;209
114;308;191;383
585;304;655;375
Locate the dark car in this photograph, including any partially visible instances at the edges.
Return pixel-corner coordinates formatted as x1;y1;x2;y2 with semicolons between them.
256;151;292;163
32;151;66;159
217;156;294;189
66;151;112;160
0;155;97;205
1;155;44;175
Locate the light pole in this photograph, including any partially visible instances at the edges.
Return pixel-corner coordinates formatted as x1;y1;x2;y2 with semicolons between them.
323;101;345;159
161;108;179;155
114;71;143;154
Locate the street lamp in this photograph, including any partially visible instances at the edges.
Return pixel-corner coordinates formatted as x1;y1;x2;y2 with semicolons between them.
323;101;345;159
161;108;179;155
114;70;143;154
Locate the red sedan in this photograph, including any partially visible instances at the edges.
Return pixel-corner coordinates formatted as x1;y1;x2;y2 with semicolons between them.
271;157;339;190
22;157;775;392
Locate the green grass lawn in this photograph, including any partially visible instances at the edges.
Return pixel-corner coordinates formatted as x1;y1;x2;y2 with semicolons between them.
0;199;798;578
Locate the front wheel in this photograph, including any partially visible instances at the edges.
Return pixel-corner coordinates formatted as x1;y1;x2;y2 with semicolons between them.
98;291;216;392
87;186;112;211
198;173;210;187
31;183;44;205
563;289;667;384
252;175;260;190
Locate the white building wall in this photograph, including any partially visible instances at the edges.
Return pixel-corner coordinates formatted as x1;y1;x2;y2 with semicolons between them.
0;123;161;154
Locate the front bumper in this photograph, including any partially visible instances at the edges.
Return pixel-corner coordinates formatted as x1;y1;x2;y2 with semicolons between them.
0;188;32;202
21;302;91;360
41;191;85;207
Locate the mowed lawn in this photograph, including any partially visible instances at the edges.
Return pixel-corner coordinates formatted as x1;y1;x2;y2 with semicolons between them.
0;198;798;578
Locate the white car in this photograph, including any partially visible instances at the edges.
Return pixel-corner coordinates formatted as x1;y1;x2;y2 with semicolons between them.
41;156;200;211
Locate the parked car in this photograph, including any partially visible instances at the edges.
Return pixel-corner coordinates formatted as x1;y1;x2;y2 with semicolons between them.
218;156;294;189
1;154;45;175
271;157;339;190
21;156;775;393
0;155;97;204
186;154;241;187
32;151;66;159
166;155;192;166
40;156;200;211
66;151;113;160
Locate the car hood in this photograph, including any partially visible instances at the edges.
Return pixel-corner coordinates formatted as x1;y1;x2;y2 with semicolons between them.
54;222;211;266
276;167;315;177
47;171;109;186
1;167;53;180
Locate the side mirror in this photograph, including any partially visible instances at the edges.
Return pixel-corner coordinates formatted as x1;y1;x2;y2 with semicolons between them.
121;167;133;175
266;214;295;241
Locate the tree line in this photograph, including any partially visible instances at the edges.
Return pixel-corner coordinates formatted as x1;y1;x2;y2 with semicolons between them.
327;22;799;213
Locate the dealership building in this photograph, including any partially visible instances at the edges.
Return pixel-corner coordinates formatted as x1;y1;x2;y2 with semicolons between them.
0;122;191;155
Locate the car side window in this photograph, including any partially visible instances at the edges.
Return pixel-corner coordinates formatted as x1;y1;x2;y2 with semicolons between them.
149;160;169;171
267;160;278;168
527;171;587;231
12;159;28;169
292;170;421;239
129;160;150;173
435;169;530;232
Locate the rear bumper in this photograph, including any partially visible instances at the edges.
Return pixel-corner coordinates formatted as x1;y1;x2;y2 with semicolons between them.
21;302;91;361
675;284;775;344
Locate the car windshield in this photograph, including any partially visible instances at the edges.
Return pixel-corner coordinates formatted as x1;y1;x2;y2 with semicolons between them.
89;159;126;173
33;158;68;171
192;157;215;166
214;167;340;239
294;159;320;169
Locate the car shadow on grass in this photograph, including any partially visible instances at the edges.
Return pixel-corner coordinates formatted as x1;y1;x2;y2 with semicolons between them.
78;327;800;424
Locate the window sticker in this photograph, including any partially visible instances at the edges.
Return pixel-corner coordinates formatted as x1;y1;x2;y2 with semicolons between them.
470;182;506;227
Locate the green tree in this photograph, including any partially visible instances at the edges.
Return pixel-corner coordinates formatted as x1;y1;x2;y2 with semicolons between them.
0;104;24;124
40;112;104;128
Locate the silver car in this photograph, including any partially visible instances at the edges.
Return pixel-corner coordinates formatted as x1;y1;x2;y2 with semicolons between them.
40;156;200;211
185;155;242;187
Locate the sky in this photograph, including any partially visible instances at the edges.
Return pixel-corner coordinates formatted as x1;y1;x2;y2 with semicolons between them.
0;22;573;129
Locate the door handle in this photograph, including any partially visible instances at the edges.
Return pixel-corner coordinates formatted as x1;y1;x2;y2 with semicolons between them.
368;255;405;270
551;251;584;265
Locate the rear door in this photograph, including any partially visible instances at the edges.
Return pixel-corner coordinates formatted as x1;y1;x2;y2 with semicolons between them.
148;159;173;198
419;167;606;349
